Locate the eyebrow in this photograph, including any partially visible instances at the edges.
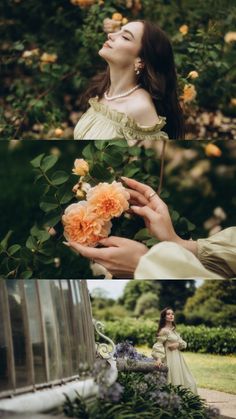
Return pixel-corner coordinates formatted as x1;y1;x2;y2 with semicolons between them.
122;29;135;40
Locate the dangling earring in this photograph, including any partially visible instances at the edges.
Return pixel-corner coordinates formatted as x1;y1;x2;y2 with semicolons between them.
134;64;140;75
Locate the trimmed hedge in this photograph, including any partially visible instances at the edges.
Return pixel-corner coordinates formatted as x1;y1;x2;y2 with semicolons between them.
103;319;236;355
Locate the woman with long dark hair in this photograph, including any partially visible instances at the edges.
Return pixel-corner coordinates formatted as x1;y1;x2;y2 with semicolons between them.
152;307;197;394
74;21;184;140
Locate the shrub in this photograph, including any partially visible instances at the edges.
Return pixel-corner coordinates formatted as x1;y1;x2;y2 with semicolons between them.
104;319;236;355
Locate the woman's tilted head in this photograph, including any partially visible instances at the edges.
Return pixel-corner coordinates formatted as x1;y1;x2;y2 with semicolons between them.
157;306;176;334
82;20;184;139
99;21;144;71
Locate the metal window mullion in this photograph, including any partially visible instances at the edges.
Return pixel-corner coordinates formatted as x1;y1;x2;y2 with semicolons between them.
50;280;62;379
70;280;82;365
59;280;73;377
81;281;96;366
68;280;80;368
19;281;35;388
36;280;50;382
1;281;16;392
68;280;78;371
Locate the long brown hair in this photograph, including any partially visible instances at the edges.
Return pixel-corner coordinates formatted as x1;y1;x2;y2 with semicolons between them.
157;307;176;335
80;20;184;139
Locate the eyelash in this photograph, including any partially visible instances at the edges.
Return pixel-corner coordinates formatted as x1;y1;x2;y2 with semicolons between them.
122;35;130;40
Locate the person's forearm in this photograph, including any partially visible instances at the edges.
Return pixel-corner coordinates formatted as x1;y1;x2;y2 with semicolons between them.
172;236;198;255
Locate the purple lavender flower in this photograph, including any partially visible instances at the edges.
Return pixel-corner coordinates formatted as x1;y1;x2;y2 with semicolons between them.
98;382;124;402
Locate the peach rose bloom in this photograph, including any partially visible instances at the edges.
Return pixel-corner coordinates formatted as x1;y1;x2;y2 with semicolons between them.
87;181;130;221
181;84;197;103
72;159;89;176
62;202;111;246
205;143;222;157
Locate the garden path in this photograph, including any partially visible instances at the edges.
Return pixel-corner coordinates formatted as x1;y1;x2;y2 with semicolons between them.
198;388;236;419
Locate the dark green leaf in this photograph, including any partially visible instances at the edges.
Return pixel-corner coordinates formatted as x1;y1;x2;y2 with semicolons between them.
51;171;69;186
41;154;59;172
8;244;21;256
30;153;45;168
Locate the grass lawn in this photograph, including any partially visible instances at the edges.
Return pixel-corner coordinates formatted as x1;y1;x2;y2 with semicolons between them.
137;345;236;395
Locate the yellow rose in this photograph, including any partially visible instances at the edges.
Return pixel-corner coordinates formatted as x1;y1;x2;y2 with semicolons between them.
54;128;64;138
181;84;197;103
112;12;123;21
205;143;222;157
230;98;236;106
40;52;58;63
179;24;189;36
72;159;89;176
187;70;199;79
224;31;236;43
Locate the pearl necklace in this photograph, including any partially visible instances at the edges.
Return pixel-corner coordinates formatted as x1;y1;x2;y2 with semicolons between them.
104;84;141;101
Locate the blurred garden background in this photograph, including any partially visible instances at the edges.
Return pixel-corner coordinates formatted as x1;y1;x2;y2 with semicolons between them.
89;279;236;394
0;139;235;278
0;0;236;140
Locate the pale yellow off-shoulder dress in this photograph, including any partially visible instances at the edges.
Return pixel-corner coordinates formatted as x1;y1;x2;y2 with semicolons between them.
135;227;236;279
152;327;198;394
74;97;169;140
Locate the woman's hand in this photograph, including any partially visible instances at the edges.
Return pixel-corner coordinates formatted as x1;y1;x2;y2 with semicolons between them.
155;359;163;367
64;236;148;278
122;177;197;255
167;342;179;351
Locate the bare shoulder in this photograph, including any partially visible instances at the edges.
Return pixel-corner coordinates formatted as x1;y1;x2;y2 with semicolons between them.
126;88;160;126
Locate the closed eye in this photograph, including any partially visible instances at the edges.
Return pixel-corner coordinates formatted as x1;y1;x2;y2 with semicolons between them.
122;35;130;40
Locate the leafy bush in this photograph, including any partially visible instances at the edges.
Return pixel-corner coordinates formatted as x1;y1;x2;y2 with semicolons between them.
64;372;218;419
1;0;236;139
103;319;236;355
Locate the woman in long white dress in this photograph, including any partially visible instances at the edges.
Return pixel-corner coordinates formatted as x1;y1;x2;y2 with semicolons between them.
151;307;198;394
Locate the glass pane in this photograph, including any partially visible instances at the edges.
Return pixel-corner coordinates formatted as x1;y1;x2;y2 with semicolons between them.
24;282;46;384
60;280;76;374
51;280;72;378
0;283;11;392
71;281;87;369
7;280;29;388
38;281;61;381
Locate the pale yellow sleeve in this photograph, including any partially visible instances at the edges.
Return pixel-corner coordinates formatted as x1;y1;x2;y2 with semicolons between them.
178;338;187;350
134;241;222;280
151;333;168;360
197;227;236;279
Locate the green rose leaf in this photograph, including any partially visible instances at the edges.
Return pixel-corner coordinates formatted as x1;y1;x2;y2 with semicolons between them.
8;244;21;256
0;231;13;251
51;171;69;186
21;270;33;279
41;155;59;172
40;200;59;212
102;150;123;167
26;236;38;251
82;143;94;160
134;228;152;241
30;154;45;168
90;163;114;181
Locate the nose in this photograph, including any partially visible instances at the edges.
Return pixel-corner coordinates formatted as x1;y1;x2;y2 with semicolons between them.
108;32;114;41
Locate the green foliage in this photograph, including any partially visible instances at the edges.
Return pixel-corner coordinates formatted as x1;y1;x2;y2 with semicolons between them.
184;280;236;326
103;319;236;355
0;141;195;278
1;0;236;138
64;372;214;419
134;292;160;316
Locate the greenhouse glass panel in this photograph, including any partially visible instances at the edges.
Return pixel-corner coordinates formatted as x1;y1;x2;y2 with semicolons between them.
24;282;46;384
